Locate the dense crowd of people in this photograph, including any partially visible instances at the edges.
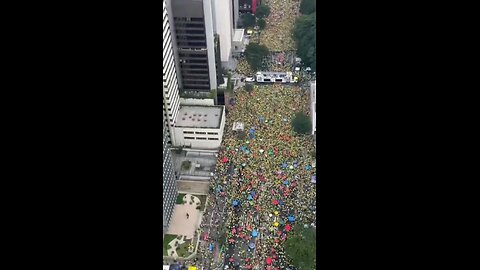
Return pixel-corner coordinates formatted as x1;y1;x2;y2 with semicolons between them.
259;0;299;52
193;1;317;269
196;83;316;269
235;59;254;76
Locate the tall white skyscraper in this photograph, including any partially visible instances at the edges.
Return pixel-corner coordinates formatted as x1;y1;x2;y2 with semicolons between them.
212;0;233;63
163;0;180;145
168;0;219;94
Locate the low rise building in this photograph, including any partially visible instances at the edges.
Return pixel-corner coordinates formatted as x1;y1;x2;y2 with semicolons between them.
232;29;247;55
173;105;226;150
172;149;217;181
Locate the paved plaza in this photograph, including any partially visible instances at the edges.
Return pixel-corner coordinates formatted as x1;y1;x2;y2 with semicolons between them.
167;194;202;239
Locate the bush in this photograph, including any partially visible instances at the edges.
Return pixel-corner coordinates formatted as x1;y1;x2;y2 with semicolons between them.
245;83;254;92
176;193;186;204
285;225;316;269
300;0;316;15
172;147;183;154
181;160;192;170
257;18;266;29
293;12;316;71
292;112;312;134
245;43;270;71
255;5;271;19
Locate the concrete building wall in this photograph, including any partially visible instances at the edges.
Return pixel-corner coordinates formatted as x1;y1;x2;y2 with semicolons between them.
203;0;218;90
213;0;233;62
163;0;180;145
179;98;215;106
173;126;224;149
232;0;239;28
163;120;178;234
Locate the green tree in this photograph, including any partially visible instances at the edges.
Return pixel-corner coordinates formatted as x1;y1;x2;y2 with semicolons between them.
257;18;266;30
300;0;316;15
285;225;316;269
245;83;254;92
292;112;312;134
293;12;316;71
241;13;256;28
255;5;271;19
181;161;192;170
245;43;269;71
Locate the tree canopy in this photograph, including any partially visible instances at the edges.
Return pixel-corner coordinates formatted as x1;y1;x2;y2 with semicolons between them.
300;0;316;15
292;112;312;134
255;4;271;19
293;12;316;71
245;83;254;92
241;13;256;28
245;43;269;71
257;18;266;30
285;225;316;269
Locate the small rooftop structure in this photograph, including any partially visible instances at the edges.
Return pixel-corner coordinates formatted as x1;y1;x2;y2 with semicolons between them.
233;29;244;42
176;105;223;129
232;122;244;131
218;77;229;89
232;29;246;54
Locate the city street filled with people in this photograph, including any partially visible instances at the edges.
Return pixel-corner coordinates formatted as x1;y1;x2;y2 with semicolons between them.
260;0;299;52
197;82;316;269
195;1;316;269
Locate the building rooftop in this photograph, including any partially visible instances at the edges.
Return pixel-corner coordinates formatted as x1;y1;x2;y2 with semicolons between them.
176;105;223;129
233;29;244;42
172;150;217;179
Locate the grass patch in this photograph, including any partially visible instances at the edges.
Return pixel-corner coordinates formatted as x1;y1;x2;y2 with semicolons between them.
176;193;186;204
181;160;192;170
176;238;193;258
196;195;207;211
163;234;177;256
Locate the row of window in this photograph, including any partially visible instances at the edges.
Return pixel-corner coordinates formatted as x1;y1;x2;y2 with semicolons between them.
183;131;218;135
174;17;203;22
184;137;219;140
